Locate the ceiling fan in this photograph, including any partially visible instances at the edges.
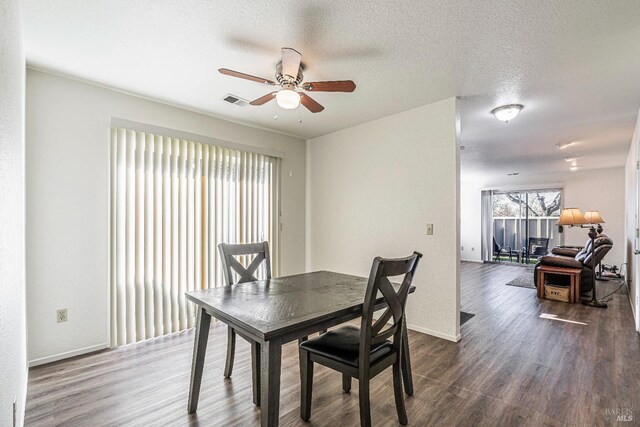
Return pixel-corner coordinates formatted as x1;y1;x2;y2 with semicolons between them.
219;48;356;113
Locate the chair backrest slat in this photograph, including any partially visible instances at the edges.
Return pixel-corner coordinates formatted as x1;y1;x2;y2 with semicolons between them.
359;251;422;367
493;237;500;252
218;241;272;286
371;309;394;336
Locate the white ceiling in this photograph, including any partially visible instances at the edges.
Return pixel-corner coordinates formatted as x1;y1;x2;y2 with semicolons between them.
22;0;640;179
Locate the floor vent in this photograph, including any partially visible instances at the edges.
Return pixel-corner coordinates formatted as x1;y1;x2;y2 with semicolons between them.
222;94;249;107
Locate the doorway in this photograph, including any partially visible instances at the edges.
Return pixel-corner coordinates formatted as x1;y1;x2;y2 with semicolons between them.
490;189;562;264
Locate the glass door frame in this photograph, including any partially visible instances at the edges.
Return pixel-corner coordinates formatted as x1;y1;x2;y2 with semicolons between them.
491;187;564;264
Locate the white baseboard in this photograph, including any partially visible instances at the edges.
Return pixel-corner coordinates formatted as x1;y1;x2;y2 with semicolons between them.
28;343;109;367
460;259;483;263
407;323;461;342
625;280;639;333
371;313;461;343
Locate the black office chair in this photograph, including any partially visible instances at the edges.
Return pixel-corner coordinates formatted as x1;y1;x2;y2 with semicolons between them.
299;252;422;427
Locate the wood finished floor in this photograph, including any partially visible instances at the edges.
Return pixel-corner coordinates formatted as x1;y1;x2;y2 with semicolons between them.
26;262;640;426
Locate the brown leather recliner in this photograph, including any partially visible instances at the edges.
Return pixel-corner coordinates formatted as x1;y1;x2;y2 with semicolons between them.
534;234;613;294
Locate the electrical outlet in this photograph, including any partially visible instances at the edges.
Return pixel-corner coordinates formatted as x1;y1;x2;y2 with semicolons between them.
426;224;433;235
57;308;68;323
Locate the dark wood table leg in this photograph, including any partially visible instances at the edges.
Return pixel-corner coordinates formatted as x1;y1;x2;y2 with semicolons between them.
251;341;261;406
401;318;414;396
261;339;282;427
188;307;211;413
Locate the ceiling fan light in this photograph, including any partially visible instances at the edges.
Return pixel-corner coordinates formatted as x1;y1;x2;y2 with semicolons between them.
491;104;523;122
276;89;300;109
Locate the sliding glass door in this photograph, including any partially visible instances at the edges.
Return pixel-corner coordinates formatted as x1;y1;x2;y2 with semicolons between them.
491;189;562;263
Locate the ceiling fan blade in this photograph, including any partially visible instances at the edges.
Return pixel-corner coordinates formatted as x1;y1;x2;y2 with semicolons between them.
302;80;356;92
281;48;302;79
300;93;324;113
249;92;277;106
218;68;275;85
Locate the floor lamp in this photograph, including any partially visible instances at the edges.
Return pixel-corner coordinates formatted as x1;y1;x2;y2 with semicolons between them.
557;208;607;309
585;211;607;282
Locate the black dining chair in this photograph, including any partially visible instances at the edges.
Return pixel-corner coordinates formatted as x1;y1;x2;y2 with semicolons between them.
298;252;422;427
218;241;271;404
493;236;517;262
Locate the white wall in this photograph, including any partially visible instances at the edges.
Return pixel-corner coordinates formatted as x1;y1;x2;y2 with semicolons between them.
624;111;639;330
460;181;482;262
26;69;306;364
459;167;626;266
563;167;625;263
0;0;27;424
306;97;460;342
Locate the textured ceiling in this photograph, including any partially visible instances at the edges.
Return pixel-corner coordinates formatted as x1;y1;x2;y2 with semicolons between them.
22;0;640;179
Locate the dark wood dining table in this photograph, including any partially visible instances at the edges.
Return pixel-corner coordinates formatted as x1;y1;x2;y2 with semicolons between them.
185;270;415;427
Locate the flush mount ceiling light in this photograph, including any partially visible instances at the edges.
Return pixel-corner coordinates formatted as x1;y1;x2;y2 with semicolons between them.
564;156;579;162
275;88;301;109
491;104;523;123
507;172;520;176
570;165;578;171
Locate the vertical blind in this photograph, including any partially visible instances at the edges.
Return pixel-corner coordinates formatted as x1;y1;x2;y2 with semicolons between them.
109;127;281;346
480;190;493;262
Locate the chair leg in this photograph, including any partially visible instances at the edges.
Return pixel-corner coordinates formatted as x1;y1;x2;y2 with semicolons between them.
299;349;313;421
342;373;351;393
393;360;408;425
358;376;372;427
401;320;414;396
224;326;236;378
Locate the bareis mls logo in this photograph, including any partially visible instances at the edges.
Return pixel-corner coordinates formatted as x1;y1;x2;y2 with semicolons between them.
605;408;633;422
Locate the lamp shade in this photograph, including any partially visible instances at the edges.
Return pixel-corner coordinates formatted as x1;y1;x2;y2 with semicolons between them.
584;210;605;224
275;89;301;109
558;208;588;226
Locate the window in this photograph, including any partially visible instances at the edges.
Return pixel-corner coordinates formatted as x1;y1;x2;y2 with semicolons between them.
109;128;281;345
491;189;562;262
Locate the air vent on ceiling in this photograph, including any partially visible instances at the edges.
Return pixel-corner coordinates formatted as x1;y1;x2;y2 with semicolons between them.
222;94;249;107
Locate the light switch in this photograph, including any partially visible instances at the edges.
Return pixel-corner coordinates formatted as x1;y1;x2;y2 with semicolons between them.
426;224;433;235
